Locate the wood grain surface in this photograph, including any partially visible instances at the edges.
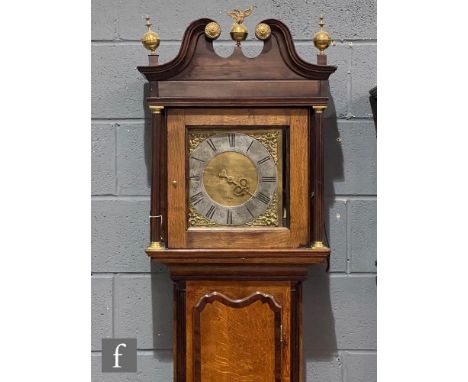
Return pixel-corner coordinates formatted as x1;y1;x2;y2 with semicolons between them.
158;80;321;98
166;108;309;249
137;19;336;82
167;109;188;247
194;292;280;382
186;281;291;382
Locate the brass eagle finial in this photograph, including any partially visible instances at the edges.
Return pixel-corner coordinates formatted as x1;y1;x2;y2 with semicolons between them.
227;6;253;46
227;6;253;24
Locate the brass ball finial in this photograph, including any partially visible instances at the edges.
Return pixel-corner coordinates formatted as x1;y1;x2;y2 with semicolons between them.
230;23;248;46
313;15;332;54
142;16;160;55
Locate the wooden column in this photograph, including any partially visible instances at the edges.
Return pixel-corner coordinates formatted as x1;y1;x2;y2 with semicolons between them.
311;105;328;249
147;105;166;250
174;281;186;382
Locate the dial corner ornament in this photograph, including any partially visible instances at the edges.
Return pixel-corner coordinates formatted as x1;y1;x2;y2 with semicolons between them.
188;131;279;226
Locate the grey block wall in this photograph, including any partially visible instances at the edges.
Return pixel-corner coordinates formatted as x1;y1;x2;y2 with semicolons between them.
92;1;377;381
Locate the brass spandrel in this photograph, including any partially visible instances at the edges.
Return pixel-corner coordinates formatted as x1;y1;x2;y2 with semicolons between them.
245;194;279;227
188;205;216;227
188;132;216;153
246;131;280;164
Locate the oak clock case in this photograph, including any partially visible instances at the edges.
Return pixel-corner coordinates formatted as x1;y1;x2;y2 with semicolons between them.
138;15;336;382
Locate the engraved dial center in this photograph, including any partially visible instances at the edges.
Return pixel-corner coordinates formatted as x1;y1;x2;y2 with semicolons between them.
203;152;258;206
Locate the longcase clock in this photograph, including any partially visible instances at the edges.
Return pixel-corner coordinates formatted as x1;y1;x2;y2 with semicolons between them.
137;12;336;382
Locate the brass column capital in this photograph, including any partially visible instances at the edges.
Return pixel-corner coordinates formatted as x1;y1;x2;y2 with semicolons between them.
149;105;164;114
312;105;327;113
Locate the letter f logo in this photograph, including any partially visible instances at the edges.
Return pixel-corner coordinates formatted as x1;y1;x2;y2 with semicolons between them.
113;343;127;368
102;338;136;372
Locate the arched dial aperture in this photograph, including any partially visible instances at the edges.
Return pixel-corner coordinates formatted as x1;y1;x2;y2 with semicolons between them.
189;132;277;226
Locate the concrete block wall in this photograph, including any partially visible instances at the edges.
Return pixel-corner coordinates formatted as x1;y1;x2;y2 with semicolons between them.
91;1;377;381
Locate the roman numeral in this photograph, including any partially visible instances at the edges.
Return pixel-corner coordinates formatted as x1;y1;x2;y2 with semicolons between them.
246;140;254;152
257;156;271;165
190;156;205;163
226;210;233;225
190;192;204;206
206;138;217;152
189;175;200;181
246;206;255;219
260;176;276;183
256;192;271;205
205;205;217;219
228;133;235;147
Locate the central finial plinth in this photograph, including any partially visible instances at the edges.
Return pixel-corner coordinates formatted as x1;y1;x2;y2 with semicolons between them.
227;6;253;46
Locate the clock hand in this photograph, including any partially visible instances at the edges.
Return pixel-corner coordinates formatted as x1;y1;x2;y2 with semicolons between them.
218;169;254;197
218;168;236;184
233;178;254;197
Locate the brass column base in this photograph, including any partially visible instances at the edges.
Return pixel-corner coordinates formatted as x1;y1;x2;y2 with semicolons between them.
311;241;328;250
146;241;166;251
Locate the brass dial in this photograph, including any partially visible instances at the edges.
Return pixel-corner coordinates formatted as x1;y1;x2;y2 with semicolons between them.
188;132;277;226
203;151;257;206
